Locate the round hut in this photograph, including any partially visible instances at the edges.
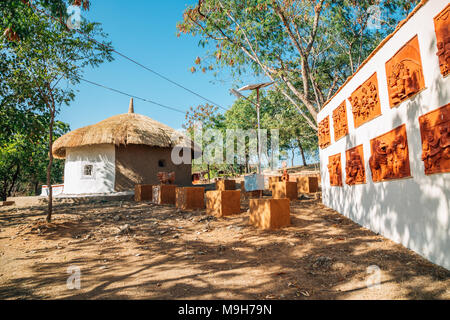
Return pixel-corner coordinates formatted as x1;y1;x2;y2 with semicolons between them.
52;99;195;195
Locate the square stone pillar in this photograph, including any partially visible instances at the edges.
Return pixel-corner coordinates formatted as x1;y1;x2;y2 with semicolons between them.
206;190;241;217
134;184;153;201
297;176;319;194
152;185;177;205
272;181;298;201
249;198;290;230
215;179;236;191
176;187;205;210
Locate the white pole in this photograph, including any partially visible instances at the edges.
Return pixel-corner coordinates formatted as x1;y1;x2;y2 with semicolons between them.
256;88;261;174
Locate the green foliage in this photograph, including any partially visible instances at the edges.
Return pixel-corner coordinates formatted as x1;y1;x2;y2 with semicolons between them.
184;85;319;175
0;1;113;219
178;0;420;130
0;108;70;200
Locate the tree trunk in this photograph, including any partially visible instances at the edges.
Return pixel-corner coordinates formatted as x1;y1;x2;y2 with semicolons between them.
298;140;307;166
291;148;295;167
7;164;20;198
46;108;55;223
34;180;40;196
245;153;251;173
0;183;7;202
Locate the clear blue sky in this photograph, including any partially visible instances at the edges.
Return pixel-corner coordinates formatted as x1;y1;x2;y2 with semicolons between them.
58;0;267;131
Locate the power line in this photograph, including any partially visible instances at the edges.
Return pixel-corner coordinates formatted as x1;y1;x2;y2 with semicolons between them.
26;1;228;111
80;78;186;115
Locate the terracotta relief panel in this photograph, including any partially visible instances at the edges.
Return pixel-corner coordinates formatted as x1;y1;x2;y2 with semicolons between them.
349;72;382;128
385;35;425;108
333;101;349;141
434;4;450;77
345;145;366;185
318;116;331;149
419;103;450;175
327;153;342;187
369;124;411;182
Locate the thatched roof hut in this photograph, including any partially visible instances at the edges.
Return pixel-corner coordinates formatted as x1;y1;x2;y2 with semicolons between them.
53;99;195;159
53;99;196;195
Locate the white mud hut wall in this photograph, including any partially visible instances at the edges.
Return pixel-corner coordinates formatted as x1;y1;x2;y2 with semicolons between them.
63;144;116;194
317;1;450;270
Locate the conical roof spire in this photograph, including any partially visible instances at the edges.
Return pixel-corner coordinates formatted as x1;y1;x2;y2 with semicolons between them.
128;98;134;114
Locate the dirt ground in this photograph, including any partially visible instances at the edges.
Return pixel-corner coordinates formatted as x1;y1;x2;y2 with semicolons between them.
0;197;449;300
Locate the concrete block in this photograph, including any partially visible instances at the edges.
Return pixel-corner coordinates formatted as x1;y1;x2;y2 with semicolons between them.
206;190;241;217
244;174;264;191
249;198;290;230
240;181;262;199
297;176;319;193
134;184;153;201
272;181;298;201
268;176;282;191
215;179;236;191
176;187;205;210
152;185;177;205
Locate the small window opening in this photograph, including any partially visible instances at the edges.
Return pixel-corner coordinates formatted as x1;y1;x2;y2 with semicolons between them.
158;160;166;168
83;164;93;176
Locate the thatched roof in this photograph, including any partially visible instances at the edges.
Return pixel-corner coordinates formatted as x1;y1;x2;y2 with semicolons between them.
53;99;198;159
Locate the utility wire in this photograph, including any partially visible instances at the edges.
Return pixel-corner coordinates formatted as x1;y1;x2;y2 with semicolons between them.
26;1;228;111
80;78;186;114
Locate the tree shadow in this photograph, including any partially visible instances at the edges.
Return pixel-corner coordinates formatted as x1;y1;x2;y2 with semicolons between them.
0;198;448;300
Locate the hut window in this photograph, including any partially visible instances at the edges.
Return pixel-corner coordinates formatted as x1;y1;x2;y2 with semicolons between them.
82;164;94;178
158;160;166;168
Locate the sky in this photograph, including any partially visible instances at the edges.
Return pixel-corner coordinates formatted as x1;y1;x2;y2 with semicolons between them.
57;0;267;132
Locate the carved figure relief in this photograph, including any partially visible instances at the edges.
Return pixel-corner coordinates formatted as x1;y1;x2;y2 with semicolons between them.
369;124;411;182
349;73;382;128
327;153;342;186
318;116;331;149
333;101;349;141
385;35;425;108
419;103;450;175
345;145;366;185
434;4;450;77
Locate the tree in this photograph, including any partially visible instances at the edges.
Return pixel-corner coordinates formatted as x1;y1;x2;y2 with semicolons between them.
262;89;317;166
0;108;70;201
1;1;113;221
178;0;420;131
183;103;226;180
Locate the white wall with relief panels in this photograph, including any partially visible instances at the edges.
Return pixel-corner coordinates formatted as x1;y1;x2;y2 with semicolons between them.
317;0;450;270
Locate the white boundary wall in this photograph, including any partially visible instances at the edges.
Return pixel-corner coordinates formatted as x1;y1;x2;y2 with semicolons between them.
318;1;450;270
63;144;116;194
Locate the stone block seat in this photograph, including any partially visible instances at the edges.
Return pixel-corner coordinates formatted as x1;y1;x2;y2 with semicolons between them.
152;185;177;205
134;184;153;201
206;190;241;217
176;187;205;210
271;181;298;201
249;198;290;230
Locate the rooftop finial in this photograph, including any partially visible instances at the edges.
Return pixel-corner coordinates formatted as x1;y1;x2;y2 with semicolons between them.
128;98;134;114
